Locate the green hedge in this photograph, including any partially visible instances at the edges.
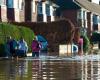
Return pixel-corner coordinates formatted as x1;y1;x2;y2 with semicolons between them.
0;23;35;54
82;35;90;53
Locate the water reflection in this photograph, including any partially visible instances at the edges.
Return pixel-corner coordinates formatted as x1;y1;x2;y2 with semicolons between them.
0;60;28;80
0;57;100;80
81;59;100;80
16;60;28;79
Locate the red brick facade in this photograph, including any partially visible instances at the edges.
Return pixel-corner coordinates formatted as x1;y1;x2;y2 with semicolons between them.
61;10;78;27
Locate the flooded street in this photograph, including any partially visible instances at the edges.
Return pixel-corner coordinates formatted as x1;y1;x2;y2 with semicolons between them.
0;55;100;80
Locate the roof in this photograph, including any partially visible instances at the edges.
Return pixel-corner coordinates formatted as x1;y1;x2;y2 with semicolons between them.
56;0;80;10
74;0;100;15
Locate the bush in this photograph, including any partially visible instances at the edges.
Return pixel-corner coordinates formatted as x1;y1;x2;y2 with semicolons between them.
82;35;90;53
0;23;35;55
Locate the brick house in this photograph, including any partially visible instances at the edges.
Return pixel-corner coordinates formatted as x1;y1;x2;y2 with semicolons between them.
0;0;58;22
56;0;100;37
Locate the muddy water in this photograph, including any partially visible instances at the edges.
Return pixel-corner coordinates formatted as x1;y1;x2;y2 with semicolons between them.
0;57;99;80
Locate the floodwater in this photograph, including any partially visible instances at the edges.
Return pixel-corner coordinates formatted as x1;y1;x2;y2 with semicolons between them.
0;55;100;80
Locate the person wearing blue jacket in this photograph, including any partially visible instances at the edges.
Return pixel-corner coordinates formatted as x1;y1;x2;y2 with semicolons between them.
17;37;28;57
5;36;18;58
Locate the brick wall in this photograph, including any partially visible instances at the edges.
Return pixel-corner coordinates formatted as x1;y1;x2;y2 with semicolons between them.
87;12;93;37
62;10;78;27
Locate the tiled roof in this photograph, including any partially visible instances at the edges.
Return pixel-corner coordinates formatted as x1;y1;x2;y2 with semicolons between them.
74;0;100;15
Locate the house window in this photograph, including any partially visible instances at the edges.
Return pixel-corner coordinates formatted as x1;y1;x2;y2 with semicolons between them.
6;0;13;8
77;9;82;19
98;16;100;23
53;8;56;16
46;4;50;16
77;9;83;27
21;0;24;10
37;2;42;14
0;0;6;5
93;15;98;24
37;14;43;22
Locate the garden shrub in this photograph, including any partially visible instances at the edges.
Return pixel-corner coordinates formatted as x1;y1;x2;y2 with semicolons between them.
0;23;35;56
82;35;90;53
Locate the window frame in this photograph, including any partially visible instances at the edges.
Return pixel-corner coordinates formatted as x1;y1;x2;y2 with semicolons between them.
93;14;98;24
46;4;50;16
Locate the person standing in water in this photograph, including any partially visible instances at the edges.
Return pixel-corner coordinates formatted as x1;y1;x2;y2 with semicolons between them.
31;36;41;58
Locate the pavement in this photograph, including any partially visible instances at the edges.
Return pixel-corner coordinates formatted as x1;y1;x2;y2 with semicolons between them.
1;51;100;61
26;52;100;61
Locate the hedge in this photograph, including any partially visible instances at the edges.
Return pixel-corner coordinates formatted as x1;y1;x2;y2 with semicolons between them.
82;35;90;53
0;23;35;56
